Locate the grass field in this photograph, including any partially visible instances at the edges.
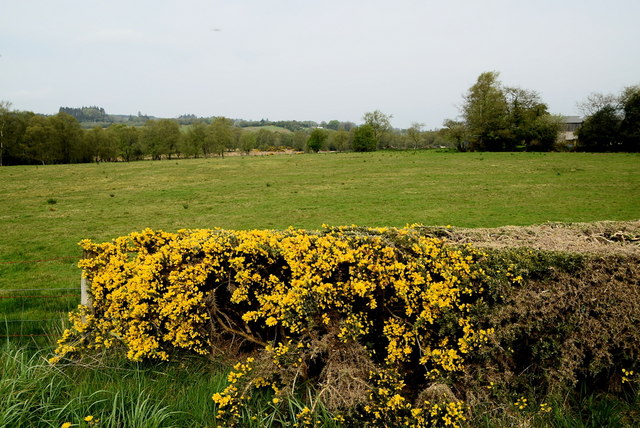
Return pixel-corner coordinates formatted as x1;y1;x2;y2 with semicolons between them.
0;151;638;334
1;151;638;294
1;150;638;426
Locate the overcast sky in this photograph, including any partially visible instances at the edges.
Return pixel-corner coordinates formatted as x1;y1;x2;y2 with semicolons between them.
1;0;639;129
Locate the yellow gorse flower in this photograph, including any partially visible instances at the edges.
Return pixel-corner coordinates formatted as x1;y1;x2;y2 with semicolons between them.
54;226;491;427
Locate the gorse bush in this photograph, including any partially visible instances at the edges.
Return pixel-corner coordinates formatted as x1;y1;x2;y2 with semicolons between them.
53;226;494;426
50;226;640;426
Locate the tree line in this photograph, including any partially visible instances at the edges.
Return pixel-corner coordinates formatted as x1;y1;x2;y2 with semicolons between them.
1;73;638;165
442;71;640;152
575;87;640;152
0;103;446;165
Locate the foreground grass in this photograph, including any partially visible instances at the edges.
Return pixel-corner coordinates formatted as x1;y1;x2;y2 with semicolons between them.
0;342;342;428
0;151;638;336
0;342;225;427
1;342;637;427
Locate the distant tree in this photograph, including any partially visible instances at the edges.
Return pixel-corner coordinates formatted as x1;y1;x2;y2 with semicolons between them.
442;119;468;151
279;132;294;148
47;113;84;163
158;119;181;159
107;124;141;161
291;131;308;151
0;109;34;165
256;129;277;150
209;117;235;157
329;130;350;151
231;126;243;151
577;92;619;117
326;120;341;131
142;120;165;160
462;71;509;151
239;131;257;154
24;116;59;165
407;122;425;149
142;119;180;160
504;87;548;150
526;114;563;152
0;101;12;166
352;124;376;152
181;121;208;158
576;105;622;152
363;110;392;148
339;121;356;132
85;126;118;161
307;128;328;152
620;87;640;152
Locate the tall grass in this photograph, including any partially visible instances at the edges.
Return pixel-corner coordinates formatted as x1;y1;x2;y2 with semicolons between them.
0;343;226;427
2;342;636;427
0;342;343;427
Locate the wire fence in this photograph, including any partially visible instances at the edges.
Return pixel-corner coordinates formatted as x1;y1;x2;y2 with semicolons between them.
1;256;82;342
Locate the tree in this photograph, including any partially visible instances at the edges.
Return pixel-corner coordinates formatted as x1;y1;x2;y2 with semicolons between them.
407;122;424;150
142;119;180;160
107;124;141;161
352;124;376;152
307;128;327;152
208;117;235;157
576;105;622;152
442;119;468;151
142;120;166;160
85;126;117;161
575;85;640;152
0;101;12;166
157;119;181;159
291;131;308;151
620;86;640;152
279;132;294;148
362;110;392;148
255;129;277;150
181;121;208;158
0;110;33;165
526;114;563;152
24;115;59;165
461;71;509;151
46;112;84;163
326;120;341;131
577;92;619;117
329;130;350;151
239;131;257;155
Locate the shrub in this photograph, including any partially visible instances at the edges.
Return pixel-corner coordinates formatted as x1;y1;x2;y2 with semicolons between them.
51;226;640;426
53;226;491;426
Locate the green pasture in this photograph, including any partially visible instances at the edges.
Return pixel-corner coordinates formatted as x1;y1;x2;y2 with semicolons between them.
241;125;293;133
1;150;638;425
1;151;638;294
0;151;638;337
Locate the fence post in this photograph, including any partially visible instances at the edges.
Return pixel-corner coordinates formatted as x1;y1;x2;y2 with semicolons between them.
80;249;94;309
80;275;90;307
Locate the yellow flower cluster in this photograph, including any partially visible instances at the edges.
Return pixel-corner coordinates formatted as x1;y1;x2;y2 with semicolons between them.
364;369;467;427
514;396;528;410
51;225;492;426
622;368;637;384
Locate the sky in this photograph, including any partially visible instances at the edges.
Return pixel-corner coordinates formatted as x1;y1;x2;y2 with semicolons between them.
1;0;639;129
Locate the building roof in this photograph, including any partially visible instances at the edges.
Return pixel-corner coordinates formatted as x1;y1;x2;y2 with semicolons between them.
562;116;583;124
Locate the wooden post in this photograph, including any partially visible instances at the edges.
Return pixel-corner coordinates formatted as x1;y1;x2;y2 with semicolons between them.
80;249;94;309
81;274;90;307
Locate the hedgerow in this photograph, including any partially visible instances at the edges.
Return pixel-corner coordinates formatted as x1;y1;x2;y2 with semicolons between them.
52;226;497;426
51;226;640;426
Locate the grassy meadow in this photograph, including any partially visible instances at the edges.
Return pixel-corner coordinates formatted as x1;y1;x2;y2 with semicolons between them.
1;150;638;295
1;150;639;426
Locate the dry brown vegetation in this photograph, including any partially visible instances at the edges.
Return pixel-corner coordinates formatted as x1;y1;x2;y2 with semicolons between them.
422;220;640;256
